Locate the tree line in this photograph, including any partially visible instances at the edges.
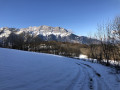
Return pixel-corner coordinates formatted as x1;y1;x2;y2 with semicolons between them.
0;32;83;58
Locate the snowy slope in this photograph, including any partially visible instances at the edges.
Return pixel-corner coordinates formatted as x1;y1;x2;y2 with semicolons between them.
0;48;120;90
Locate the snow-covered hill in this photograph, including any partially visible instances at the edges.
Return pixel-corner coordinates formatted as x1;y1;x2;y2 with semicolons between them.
0;48;120;90
0;26;100;44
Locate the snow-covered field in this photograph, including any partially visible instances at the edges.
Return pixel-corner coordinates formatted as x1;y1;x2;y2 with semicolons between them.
0;48;120;90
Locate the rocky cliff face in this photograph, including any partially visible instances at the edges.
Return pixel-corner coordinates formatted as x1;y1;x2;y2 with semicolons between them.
0;25;100;44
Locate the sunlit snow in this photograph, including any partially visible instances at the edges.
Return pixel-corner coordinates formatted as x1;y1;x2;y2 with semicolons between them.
0;48;120;90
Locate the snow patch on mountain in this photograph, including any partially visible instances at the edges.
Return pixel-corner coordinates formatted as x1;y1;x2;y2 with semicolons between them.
19;25;71;37
0;27;11;38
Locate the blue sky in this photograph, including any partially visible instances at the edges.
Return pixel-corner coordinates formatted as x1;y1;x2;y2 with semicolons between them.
0;0;120;36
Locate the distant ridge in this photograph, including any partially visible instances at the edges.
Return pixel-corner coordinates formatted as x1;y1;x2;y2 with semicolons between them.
0;25;100;44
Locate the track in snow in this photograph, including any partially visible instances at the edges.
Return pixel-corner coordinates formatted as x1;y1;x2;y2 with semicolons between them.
67;61;116;90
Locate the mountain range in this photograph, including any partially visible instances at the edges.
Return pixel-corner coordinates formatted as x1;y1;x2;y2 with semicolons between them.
0;25;100;44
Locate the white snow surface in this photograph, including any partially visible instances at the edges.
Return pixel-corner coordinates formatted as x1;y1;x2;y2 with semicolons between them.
79;54;88;59
0;48;120;90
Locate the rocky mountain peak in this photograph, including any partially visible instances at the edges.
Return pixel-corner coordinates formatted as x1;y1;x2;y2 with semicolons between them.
0;25;100;44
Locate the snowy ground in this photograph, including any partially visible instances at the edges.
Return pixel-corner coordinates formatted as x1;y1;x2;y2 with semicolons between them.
0;48;120;90
79;54;120;66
